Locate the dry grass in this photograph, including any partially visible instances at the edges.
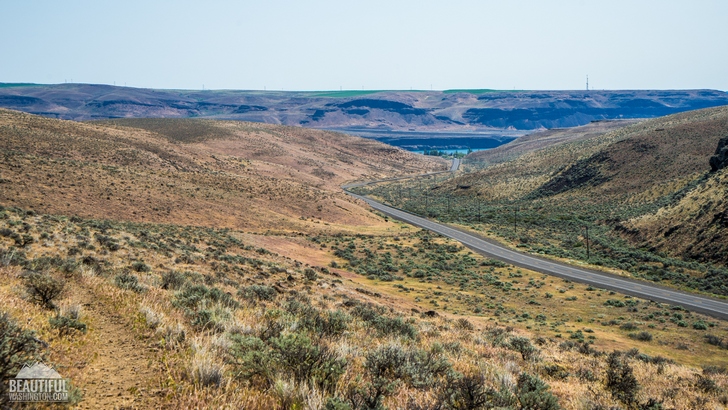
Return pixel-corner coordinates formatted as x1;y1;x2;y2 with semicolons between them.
0;108;445;235
2;108;728;408
1;207;727;408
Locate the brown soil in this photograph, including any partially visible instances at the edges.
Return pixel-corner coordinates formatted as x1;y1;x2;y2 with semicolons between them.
75;286;163;410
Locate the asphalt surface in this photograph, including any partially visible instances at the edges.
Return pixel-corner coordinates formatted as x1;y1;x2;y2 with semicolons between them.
450;158;461;172
344;160;728;320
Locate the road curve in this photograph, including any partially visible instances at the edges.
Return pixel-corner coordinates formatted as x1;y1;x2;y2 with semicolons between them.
345;191;728;320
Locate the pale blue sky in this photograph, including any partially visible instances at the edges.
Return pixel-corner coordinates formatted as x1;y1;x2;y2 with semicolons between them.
1;0;726;91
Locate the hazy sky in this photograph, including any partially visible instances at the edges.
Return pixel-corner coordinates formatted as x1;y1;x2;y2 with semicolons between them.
2;0;726;91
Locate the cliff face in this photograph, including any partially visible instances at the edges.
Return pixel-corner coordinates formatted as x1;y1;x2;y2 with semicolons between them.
0;83;726;132
710;136;728;172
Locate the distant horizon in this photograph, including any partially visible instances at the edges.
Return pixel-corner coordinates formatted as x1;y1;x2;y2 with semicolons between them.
1;82;726;93
2;1;727;91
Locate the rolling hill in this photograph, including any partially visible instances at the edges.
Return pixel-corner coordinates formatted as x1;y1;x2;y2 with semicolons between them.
354;106;728;294
0;109;446;233
2;108;728;409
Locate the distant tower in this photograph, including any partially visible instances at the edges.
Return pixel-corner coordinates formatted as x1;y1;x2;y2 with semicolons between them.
586;75;589;91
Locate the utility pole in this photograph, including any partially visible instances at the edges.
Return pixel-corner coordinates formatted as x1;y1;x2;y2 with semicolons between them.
514;206;518;235
477;200;481;223
425;191;429;216
584;226;590;260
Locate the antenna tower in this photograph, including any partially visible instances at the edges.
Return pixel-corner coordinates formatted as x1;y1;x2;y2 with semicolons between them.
586;75;589;91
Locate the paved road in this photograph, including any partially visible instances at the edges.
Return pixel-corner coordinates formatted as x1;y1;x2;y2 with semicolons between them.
344;190;728;320
450;158;461;172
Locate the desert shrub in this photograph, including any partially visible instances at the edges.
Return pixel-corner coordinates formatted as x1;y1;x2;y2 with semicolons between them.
114;272;145;293
604;299;626;308
515;372;561;410
59;258;80;277
365;344;451;390
484;326;513;347
161;270;186;290
703;365;727;375
509;336;538;361
173;284;238;331
131;261;151;273
437;371;499;409
174;284;239;310
287;300;349;337
23;271;65;309
695;375;719;393
637;398;664;410
376;316;418;339
270;333;346;392
629;332;653;342
350;303;417;339
25;256;65;272
188;307;231;332
321;310;350;337
692;321;708;330
257;309;285;341
605;351;639;406
304;268;318;281
576;368;597;382
542;363;569;380
0;247;27;266
454;318;474;331
344;382;389;410
0;312;43;401
324;397;351;410
94;233;120;251
704;334;725;348
228;332;346;393
227;334;272;385
49;315;87;336
620;322;639;331
238;284;277;303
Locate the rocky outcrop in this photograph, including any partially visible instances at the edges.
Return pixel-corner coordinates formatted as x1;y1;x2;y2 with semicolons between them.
709;136;728;172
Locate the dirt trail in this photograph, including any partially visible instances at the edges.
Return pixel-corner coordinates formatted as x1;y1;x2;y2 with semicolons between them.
76;288;163;409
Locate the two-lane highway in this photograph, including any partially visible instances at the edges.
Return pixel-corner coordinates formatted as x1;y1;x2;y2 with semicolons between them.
345;191;728;320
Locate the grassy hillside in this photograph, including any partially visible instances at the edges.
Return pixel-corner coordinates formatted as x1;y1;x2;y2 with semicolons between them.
2;207;727;409
0;109;445;234
353;106;728;295
465;120;642;168
1;110;728;409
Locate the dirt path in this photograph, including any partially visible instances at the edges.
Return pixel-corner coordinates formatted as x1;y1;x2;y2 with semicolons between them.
76;288;163;409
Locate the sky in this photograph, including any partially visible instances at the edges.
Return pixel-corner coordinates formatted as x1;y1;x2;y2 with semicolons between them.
1;0;726;91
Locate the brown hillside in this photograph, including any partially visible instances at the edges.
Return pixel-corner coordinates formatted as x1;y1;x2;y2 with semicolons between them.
3;109;728;409
628;167;728;264
454;106;728;203
0;109;445;233
465;119;641;167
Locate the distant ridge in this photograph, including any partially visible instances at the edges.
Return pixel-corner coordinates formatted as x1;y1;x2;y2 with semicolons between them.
0;83;726;132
